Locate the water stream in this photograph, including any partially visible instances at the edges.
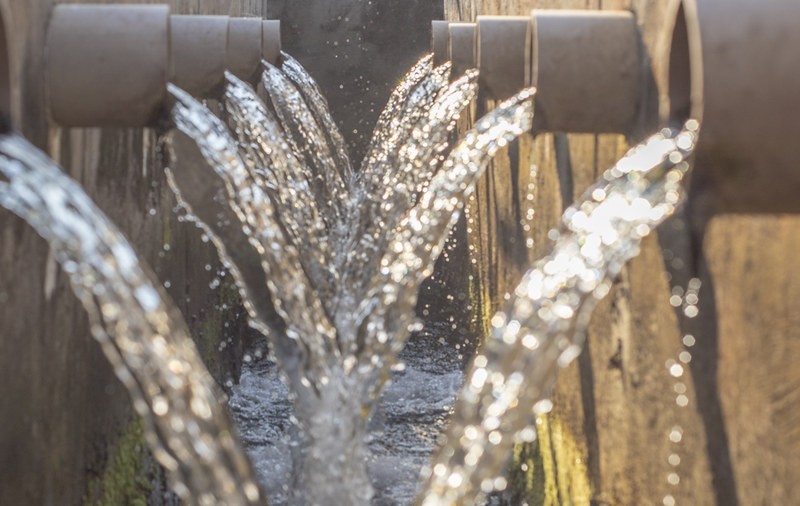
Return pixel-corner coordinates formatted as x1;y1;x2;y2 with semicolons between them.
0;134;264;506
280;52;353;183
0;47;700;506
167;54;536;504
168;54;697;505
229;324;465;506
417;121;700;506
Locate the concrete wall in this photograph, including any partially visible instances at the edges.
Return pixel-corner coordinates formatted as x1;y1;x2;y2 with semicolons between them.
0;2;266;505
268;0;443;165
445;1;800;505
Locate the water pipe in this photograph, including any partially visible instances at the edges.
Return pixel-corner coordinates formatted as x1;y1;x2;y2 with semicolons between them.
262;20;282;66
170;15;229;98
474;11;641;133
476;16;532;102
227;17;264;84
47;4;170;128
531;10;641;135
431;21;451;67
449;23;476;80
47;6;280;128
666;0;800;214
171;16;280;98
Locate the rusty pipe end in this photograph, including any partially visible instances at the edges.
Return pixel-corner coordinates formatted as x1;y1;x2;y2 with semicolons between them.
227;17;263;83
532;10;641;135
477;16;532;102
47;5;170;128
449;23;476;80
262;20;281;66
170;15;229;98
432;20;450;67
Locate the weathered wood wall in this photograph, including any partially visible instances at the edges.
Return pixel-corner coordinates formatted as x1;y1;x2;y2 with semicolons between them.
445;1;800;504
0;2;267;504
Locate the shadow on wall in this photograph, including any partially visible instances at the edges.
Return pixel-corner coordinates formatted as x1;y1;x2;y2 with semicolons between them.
269;0;444;164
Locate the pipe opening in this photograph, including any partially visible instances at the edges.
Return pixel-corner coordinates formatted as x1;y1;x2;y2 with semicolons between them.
262;20;281;66
476;16;532;102
47;5;170;128
449;23;476;80
0;8;11;131
531;11;640;134
170;15;229;98
431;21;450;67
667;0;701;127
227;17;263;83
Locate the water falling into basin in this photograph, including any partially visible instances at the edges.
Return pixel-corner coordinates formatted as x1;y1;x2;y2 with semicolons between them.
2;36;701;506
169;78;373;505
164;52;538;504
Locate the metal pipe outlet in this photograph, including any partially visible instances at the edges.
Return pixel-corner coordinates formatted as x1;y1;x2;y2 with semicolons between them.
476;16;532;102
47;4;170;128
449;23;476;80
262;20;282;66
170;15;229;98
667;0;800;214
227;17;263;83
432;21;450;67
531;10;640;134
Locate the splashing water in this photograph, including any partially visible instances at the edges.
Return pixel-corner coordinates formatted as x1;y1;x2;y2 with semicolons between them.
280;52;353;182
261;61;349;231
335;63;470;298
223;71;338;307
170;80;375;506
353;89;537;401
356;60;452;197
416;121;700;506
165;51;537;505
359;53;435;181
2;43;700;506
335;66;481;372
169;83;339;398
0;134;264;506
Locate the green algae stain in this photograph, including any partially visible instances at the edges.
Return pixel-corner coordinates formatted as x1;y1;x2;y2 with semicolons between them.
197;279;245;379
86;419;151;506
199;309;222;375
510;415;592;506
